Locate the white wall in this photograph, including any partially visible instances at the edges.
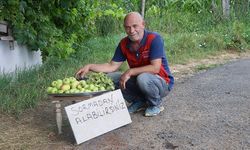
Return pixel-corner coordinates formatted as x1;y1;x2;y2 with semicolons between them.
0;41;42;74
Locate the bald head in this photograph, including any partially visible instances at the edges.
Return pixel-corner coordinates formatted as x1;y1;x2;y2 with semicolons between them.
124;12;144;25
123;12;145;42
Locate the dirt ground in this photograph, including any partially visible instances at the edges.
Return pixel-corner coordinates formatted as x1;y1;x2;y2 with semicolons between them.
0;50;250;150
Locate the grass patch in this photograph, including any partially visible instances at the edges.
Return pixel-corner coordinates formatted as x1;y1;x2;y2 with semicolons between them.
164;32;225;65
195;64;221;71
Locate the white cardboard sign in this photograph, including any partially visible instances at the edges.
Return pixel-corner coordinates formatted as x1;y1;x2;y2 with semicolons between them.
65;89;132;144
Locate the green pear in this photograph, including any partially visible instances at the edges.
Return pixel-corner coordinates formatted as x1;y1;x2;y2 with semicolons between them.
99;86;105;91
47;87;54;93
69;77;77;83
84;84;89;89
56;82;63;89
85;89;91;92
71;80;79;89
65;90;70;94
77;84;82;90
57;79;63;84
92;87;98;92
80;88;85;92
58;90;64;93
79;80;86;86
74;89;80;93
63;78;70;84
61;84;71;92
51;81;57;87
51;87;58;93
89;84;95;90
69;89;76;93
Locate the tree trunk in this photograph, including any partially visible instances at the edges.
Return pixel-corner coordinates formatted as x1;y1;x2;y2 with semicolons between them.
222;0;230;19
141;0;145;18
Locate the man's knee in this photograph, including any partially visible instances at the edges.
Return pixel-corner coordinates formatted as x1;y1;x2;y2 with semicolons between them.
137;73;151;86
136;73;155;92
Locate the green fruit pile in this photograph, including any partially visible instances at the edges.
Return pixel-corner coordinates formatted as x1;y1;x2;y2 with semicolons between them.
47;72;115;94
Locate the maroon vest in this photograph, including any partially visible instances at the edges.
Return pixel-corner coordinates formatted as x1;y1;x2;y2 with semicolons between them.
120;34;170;83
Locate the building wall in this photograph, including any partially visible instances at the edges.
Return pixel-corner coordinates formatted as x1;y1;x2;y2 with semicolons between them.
0;41;42;74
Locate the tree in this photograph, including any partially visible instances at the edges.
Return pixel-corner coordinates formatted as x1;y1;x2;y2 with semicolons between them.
141;0;146;18
222;0;230;19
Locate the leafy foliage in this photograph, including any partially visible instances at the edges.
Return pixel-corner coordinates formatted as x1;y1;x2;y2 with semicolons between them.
2;0;250;60
225;21;249;51
1;0;126;59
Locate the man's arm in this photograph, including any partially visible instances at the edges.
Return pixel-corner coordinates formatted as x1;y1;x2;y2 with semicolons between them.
76;61;123;78
128;58;161;76
120;58;161;89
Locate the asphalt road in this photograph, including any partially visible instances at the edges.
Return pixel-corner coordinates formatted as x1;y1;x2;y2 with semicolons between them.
71;58;250;150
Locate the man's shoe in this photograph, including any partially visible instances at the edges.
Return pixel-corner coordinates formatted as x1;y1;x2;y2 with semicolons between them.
128;100;145;113
145;106;164;117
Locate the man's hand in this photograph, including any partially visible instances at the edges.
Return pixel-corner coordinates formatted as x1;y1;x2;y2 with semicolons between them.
75;64;92;79
120;69;133;89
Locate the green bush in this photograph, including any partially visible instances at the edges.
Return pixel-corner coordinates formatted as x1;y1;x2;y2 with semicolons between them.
199;33;224;50
2;0;126;60
224;21;248;51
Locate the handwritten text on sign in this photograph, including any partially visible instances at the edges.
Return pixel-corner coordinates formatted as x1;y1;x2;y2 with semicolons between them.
65;89;132;144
